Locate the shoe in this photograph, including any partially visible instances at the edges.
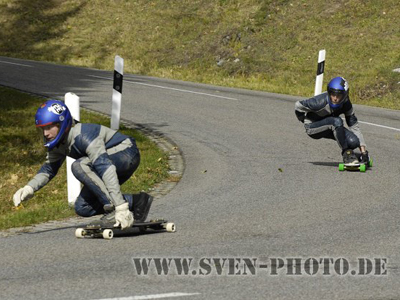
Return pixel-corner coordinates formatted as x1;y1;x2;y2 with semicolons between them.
342;149;359;165
132;192;153;223
89;211;116;227
103;203;115;213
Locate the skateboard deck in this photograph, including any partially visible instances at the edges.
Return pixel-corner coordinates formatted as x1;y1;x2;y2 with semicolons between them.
338;158;373;172
75;218;176;239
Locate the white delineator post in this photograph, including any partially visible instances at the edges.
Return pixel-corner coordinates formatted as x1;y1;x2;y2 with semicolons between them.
65;92;81;207
314;49;326;96
111;55;124;130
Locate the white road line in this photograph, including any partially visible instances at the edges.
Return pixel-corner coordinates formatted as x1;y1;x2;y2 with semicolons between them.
359;120;400;132
88;75;238;101
94;292;201;300
0;60;33;67
89;74;400;130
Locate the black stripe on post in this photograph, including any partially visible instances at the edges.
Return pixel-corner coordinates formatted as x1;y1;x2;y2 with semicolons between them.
316;61;325;76
113;70;123;93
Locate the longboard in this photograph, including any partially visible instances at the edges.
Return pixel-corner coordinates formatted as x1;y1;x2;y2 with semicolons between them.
339;158;373;172
75;218;176;239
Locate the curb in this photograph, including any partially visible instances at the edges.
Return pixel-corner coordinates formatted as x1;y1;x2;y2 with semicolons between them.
126;120;185;199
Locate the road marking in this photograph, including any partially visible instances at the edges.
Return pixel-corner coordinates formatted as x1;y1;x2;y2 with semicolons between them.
0;60;33;67
88;75;238;101
94;292;201;300
359;120;400;132
90;74;400;127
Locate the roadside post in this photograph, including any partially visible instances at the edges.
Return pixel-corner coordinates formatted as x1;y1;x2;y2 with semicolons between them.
314;49;326;96
65;92;81;207
111;55;124;130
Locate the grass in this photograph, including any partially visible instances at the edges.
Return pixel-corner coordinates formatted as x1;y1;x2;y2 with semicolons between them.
0;0;400;109
0;86;170;230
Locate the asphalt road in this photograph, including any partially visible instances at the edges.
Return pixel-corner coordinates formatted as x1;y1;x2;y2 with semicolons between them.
1;56;400;300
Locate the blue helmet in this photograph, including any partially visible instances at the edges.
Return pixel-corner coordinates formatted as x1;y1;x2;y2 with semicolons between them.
327;77;349;109
35;100;72;150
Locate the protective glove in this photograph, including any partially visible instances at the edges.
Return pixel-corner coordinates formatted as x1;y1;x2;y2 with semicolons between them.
295;110;305;123
13;185;34;207
114;202;134;229
359;150;370;164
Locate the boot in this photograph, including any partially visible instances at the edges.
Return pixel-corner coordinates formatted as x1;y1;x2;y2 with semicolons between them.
130;192;153;223
342;149;359;165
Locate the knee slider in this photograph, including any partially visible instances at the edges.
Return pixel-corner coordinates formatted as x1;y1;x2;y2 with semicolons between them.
74;197;88;217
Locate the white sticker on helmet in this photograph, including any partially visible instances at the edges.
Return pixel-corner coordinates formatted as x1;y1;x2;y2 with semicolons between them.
343;78;349;91
48;103;65;115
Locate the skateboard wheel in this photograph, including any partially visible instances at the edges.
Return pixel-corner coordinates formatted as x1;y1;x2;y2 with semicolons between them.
165;222;176;233
75;228;86;238
360;164;366;172
102;229;114;240
338;164;345;171
369;159;373;167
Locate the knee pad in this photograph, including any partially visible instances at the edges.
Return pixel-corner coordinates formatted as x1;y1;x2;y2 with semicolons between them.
74;196;104;217
347;135;360;149
71;158;89;181
332;117;344;129
74;197;89;217
71;160;82;178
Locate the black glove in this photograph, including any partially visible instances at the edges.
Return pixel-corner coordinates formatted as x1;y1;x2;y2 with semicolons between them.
295;111;305;123
359;151;369;164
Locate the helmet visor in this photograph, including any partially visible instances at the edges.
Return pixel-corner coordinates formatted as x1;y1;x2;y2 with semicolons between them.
330;91;344;101
328;89;346;107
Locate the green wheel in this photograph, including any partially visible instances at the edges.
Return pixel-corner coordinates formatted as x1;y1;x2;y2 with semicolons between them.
339;164;345;171
369;158;373;167
360;164;366;172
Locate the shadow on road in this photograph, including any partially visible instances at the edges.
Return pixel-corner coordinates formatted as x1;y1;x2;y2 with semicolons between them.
309;162;339;168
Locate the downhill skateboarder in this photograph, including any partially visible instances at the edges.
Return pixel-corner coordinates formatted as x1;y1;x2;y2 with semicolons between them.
13;100;152;229
295;77;370;165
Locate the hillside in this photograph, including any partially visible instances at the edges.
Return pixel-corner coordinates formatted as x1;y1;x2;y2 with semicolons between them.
0;0;399;108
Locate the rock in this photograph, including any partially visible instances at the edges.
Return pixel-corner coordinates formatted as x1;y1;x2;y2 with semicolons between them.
217;59;225;67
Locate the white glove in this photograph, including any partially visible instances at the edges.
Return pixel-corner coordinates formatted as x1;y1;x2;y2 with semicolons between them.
13;185;34;207
114;202;134;229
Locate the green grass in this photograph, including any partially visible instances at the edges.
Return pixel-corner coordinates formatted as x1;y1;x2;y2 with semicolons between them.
0;0;400;109
0;86;170;230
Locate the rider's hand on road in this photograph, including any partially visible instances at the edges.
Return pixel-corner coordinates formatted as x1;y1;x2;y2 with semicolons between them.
360;150;370;164
114;202;134;229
